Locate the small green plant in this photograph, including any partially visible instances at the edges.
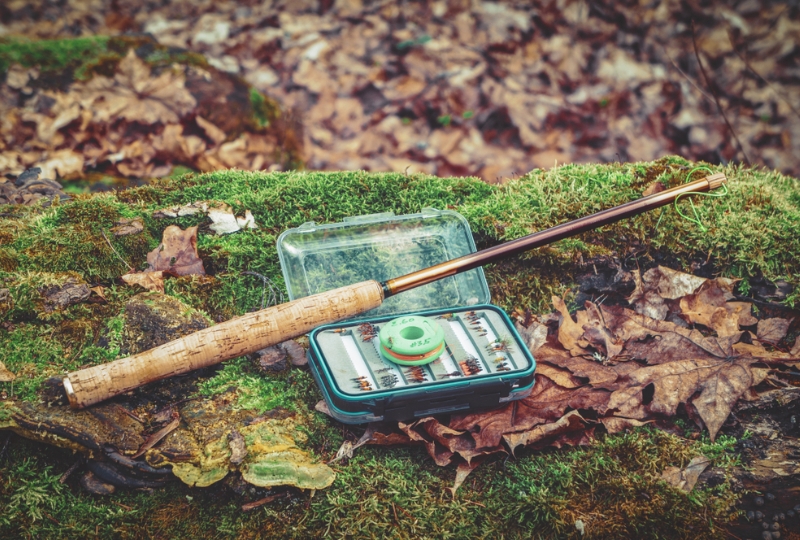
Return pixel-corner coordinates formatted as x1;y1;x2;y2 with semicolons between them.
437;114;452;127
0;458;64;526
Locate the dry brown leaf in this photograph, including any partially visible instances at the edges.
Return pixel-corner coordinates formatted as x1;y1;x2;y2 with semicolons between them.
111;218;144;236
535;363;585;389
381;75;427;101
535;340;624;386
75;49;196;125
552;296;591;356
503;410;588;452
599;416;652;434
756;317;792;344
448;458;486;496
792;336;800;357
0;361;16;382
601;305;741;364
628;267;706;320
607;357;757;440
146;225;205;276
121;270;166;293
89;286;107;301
678;279;745;337
449;375;609;450
196;115;227;145
515;320;548;353
661;455;711;492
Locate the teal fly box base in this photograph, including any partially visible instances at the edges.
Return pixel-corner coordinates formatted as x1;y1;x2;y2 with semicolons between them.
277;208;536;424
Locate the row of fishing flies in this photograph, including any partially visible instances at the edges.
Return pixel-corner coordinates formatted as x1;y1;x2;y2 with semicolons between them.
349;313;514;392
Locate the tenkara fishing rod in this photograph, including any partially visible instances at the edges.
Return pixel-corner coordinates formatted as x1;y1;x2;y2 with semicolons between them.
62;172;726;409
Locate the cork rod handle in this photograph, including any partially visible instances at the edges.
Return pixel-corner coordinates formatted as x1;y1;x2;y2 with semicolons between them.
63;280;385;409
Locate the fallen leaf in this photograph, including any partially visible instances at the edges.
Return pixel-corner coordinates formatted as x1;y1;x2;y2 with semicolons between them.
153;201;210;219
208;204;259;235
516;320;548;353
75;49;197;125
661;455;711;492
608;356;757;440
280;339;307;367
448;458;486;496
329;425;375;464
122;270;166;293
146;225;206;276
599;416;652;434
196;115;227;145
552;296;591;356
111;218;144;236
628;267;706;320
756;318;792;345
503;410;588;452
89;286;107;301
0;361;15;382
678;279;744;337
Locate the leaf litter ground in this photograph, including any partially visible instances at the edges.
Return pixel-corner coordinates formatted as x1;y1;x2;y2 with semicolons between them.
1;1;799;188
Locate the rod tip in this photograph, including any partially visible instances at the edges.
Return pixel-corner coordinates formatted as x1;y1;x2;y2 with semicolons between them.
706;172;727;190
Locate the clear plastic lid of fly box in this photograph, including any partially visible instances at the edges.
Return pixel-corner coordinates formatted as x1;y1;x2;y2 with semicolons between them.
277;208;490;318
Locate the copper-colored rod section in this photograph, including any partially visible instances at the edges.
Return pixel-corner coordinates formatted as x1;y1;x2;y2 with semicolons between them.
383;173;727;297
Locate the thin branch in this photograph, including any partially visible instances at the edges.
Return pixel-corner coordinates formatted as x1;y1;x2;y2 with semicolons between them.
728;30;800;122
690;20;751;166
100;229;134;272
662;46;714;104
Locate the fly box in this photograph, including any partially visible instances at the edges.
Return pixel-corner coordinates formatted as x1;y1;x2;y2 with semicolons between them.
277;208;536;424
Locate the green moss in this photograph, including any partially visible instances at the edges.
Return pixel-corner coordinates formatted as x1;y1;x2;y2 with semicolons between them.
198;357;312;414
0;35;210;82
249;87;279;129
0;159;797;537
0;425;742;539
0;36;110;77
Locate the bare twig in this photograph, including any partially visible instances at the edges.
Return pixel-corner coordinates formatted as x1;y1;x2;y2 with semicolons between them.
100;229;134;272
59;458;82;483
242;491;289;511
690;20;751;165
662;46;714;103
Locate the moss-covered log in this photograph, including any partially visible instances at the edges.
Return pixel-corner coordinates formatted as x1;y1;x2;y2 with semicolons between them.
1;157;799;538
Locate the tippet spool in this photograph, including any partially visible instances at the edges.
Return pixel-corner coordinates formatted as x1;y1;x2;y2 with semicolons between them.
378;315;445;365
